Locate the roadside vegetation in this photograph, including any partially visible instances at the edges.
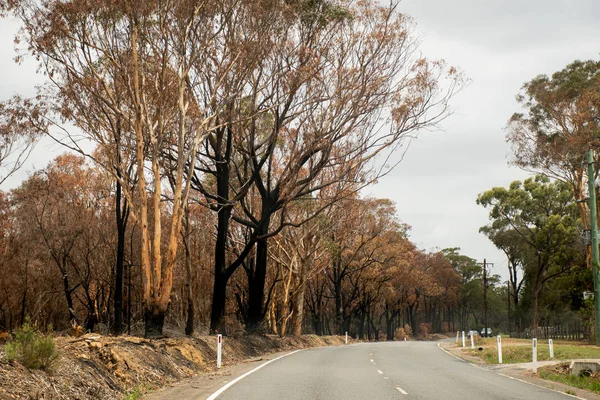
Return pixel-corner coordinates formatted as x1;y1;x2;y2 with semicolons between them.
459;338;600;364
539;363;600;395
4;317;58;370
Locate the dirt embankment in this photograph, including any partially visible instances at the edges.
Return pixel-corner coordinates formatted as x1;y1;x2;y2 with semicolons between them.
0;333;347;400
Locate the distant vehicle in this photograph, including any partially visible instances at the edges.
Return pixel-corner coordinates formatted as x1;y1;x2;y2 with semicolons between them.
481;328;492;337
466;330;479;338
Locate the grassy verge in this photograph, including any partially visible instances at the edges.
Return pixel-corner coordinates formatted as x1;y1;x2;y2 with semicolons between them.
539;363;600;395
460;338;600;364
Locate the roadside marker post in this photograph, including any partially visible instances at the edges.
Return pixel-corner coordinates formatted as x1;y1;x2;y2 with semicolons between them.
456;331;459;343
549;339;554;359
345;332;348;344
470;333;474;349
497;335;502;364
462;331;465;348
532;338;537;374
217;334;222;369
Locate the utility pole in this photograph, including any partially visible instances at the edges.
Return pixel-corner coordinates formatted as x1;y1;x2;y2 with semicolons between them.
507;280;511;334
483;259;488;338
587;147;600;345
477;259;494;338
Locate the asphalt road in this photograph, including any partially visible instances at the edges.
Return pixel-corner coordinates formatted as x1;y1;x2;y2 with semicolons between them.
209;341;573;400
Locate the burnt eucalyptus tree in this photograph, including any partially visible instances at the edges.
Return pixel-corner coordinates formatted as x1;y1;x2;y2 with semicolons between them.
233;0;463;332
187;1;293;334
7;0;241;337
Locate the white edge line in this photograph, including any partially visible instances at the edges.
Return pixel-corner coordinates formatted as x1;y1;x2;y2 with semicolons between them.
396;387;408;395
206;350;301;400
437;342;586;400
497;373;587;400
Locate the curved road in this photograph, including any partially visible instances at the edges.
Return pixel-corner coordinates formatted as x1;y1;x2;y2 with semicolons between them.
209;341;572;400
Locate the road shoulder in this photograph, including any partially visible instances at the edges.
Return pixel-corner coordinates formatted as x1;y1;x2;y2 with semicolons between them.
439;341;600;400
142;348;304;400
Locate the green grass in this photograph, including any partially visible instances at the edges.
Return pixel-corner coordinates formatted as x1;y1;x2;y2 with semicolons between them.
123;384;153;400
123;387;143;400
463;338;600;364
539;364;600;395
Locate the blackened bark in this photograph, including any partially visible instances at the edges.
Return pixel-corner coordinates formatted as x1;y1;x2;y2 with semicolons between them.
209;128;235;334
62;270;78;324
210;269;228;334
114;177;129;335
246;216;270;333
144;306;166;338
408;303;417;337
385;306;394;341
210;203;232;334
358;306;366;340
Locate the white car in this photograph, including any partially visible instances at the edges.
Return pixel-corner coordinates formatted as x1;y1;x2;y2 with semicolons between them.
466;330;479;338
480;328;492;337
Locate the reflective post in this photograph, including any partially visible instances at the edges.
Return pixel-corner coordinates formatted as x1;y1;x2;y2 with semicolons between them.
497;335;502;364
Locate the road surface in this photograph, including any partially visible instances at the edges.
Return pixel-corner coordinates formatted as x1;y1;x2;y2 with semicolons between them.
208;341;573;400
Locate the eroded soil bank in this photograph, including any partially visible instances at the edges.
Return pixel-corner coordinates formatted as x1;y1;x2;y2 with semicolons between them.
0;333;347;400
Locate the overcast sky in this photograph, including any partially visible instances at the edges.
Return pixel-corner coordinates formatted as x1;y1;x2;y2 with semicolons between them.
1;0;599;280
367;0;600;279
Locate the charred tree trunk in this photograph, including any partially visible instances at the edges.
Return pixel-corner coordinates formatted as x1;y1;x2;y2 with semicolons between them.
209;202;232;334
246;212;271;333
144;304;166;338
358;305;366;340
385;305;394;341
408;303;418;338
207;127;235;334
114;177;128;335
61;265;78;324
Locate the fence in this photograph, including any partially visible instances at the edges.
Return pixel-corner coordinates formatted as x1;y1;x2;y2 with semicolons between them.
510;323;589;341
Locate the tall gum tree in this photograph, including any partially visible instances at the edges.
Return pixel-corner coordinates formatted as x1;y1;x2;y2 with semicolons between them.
6;0;252;336
508;60;600;266
231;0;464;332
477;176;582;335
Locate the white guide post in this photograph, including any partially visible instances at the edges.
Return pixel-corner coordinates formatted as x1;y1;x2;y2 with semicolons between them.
345;332;348;344
549;338;554;359
497;335;502;364
470;333;475;349
462;331;465;348
456;331;459;343
532;338;537;374
217;334;223;369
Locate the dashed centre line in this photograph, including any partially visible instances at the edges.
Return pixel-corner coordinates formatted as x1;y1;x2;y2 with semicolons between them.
377;369;384;375
396;387;408;395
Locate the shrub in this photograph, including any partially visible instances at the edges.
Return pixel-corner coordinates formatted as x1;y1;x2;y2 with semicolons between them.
418;323;431;339
441;322;449;332
394;327;407;340
403;324;413;337
4;318;58;370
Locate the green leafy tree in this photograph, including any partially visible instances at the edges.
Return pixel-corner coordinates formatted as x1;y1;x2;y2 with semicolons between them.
507;60;600;266
477;175;582;334
442;248;482;331
479;228;528;330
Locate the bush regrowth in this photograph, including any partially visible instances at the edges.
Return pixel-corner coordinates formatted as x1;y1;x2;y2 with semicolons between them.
4;317;58;370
